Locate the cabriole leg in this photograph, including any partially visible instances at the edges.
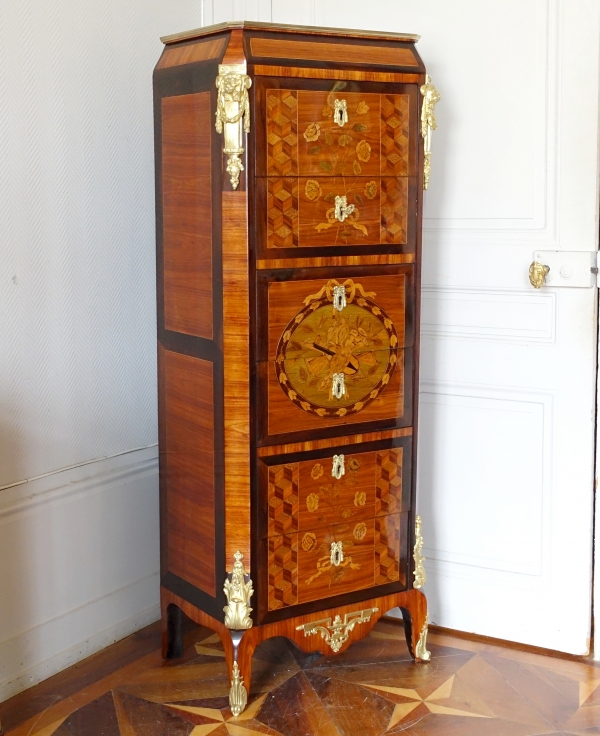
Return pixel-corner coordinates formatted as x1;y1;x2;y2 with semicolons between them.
163;603;184;660
399;589;431;662
228;630;250;716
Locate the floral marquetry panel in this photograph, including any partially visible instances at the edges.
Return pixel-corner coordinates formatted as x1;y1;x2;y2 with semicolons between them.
268;533;298;610
265;272;409;361
266;89;299;177
298;176;382;247
277;347;400;419
297;520;375;604
261;177;409;248
268;463;299;537
297;91;381;177
263;348;407;437
297;452;377;531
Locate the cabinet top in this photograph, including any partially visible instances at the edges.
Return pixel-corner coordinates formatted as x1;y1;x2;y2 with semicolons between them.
160;20;420;46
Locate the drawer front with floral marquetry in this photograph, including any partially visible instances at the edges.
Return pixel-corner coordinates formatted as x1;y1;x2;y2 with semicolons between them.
257;86;418;253
260;441;412;613
259;176;410;248
264;89;415;179
264;447;409;538
266;512;409;611
256;269;413;441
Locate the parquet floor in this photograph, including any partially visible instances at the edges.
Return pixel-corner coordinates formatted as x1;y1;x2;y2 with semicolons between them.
2;618;599;736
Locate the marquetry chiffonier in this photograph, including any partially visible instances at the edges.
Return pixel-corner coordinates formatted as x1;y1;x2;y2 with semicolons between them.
154;21;439;715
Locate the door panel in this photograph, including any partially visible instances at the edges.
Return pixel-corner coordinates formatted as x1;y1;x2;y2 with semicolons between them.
209;0;599;654
313;0;600;653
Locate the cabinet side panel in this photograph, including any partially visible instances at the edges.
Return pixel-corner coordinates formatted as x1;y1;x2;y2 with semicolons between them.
162;93;213;339
157;37;227;70
222;190;251;565
165;350;216;596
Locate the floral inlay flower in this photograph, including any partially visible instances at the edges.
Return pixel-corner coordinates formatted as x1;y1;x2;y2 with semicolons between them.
353;522;367;541
302;532;318;552
332;568;346;583
305;180;322;202
348;457;361;472
342;508;352;518
306;493;320;512
338;134;353;147
357;101;369;114
364;181;378;200
311;462;324;479
322;105;333;118
354;491;367;507
303;122;321;142
356;139;372;162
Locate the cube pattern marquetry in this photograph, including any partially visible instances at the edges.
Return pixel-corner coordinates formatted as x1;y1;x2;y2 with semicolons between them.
268;463;299;536
267;178;299;248
268;534;298;610
375;448;403;516
380;177;408;244
374;513;401;585
380;94;410;177
267;90;298;177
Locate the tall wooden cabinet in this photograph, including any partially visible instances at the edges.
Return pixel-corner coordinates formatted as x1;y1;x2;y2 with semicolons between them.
154;21;439;716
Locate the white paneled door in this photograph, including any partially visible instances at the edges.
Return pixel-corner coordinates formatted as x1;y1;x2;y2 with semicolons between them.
204;0;600;653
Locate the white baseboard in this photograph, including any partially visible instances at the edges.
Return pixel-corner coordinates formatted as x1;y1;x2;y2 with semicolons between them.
0;447;161;702
0;577;160;702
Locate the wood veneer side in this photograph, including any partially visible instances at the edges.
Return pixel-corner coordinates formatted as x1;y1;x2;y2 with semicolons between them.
162;92;213;339
222;30;252;571
157;36;227;69
408;73;427;591
249;37;419;68
154;42;229;618
256;254;415;269
164;351;216;596
257;427;413;457
253;65;420;83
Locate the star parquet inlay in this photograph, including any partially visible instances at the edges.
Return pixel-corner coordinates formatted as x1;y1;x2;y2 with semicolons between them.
3;619;600;736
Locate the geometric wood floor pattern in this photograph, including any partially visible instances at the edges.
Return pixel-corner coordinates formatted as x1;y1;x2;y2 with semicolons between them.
2;618;599;736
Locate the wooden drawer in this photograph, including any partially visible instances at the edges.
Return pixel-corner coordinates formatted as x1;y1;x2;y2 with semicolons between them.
263;88;416;179
266;512;409;610
260;176;410;249
259;268;413;362
264;446;410;539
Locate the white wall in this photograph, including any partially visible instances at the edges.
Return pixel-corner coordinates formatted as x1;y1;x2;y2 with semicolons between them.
0;1;204;701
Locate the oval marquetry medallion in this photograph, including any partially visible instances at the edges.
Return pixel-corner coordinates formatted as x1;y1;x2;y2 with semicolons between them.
275;279;399;417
